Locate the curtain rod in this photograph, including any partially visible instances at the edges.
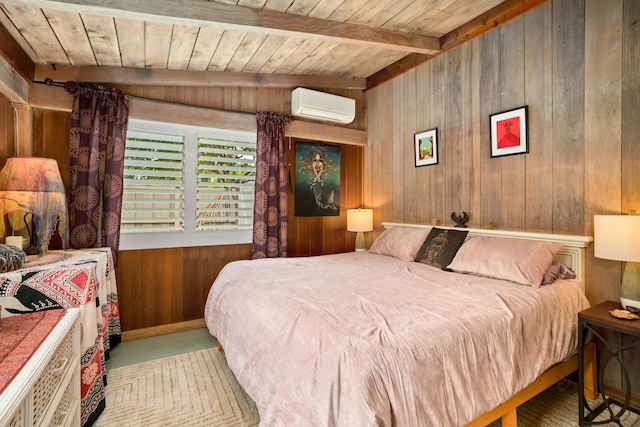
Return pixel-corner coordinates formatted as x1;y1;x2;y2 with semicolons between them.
34;78;295;121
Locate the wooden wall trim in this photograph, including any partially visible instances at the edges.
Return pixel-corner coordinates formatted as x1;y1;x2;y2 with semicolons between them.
35;64;367;90
131;96;256;131
29;83;367;145
29;84;71;111
121;318;206;341
439;0;550;52
0;53;29;103
285;120;366;146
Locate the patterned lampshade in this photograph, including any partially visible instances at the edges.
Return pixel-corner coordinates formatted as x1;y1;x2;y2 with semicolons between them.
0;157;68;253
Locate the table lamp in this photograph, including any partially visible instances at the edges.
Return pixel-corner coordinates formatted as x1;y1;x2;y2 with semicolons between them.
0;157;68;254
594;214;640;312
347;208;373;252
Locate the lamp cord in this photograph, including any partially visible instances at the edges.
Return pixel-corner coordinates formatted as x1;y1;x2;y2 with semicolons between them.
22;212;35;252
10;102;19;156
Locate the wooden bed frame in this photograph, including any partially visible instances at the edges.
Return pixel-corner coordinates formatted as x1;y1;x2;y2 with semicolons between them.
467;342;596;426
382;222;597;426
218;223;597;426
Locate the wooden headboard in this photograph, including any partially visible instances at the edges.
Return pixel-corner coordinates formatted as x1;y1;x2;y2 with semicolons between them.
381;222;593;285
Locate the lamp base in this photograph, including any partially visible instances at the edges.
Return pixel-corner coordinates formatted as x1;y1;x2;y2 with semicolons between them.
621;262;640;313
621;297;640;314
23;245;39;255
355;231;366;252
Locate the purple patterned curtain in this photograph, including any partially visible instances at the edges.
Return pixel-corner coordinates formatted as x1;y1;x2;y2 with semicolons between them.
64;82;129;268
253;112;289;258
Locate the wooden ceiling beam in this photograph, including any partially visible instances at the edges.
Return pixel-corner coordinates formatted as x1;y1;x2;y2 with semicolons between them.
439;0;549;52
364;53;434;91
8;0;440;55
0;23;34;84
34;64;367;90
0;50;30;103
366;0;550;90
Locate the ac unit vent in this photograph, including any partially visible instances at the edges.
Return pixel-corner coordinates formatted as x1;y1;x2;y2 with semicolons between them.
291;87;355;124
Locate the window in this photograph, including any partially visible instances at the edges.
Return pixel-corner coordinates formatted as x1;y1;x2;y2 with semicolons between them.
196;137;255;231
121;130;185;233
119;119;256;250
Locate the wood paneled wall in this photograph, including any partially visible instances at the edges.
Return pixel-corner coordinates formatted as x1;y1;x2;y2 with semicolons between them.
30;86;364;332
287;141;364;257
364;0;639;397
0;92;15;161
364;0;639;305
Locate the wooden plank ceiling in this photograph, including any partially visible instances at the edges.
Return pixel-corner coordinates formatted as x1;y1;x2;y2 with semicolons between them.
0;0;546;90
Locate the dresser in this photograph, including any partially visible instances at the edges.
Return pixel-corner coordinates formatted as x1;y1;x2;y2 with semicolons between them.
0;308;80;427
0;248;121;426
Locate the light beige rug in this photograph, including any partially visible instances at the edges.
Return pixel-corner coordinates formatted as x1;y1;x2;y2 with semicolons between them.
96;347;640;426
95;348;259;426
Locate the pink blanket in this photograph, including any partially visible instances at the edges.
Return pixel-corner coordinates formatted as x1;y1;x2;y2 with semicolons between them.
205;252;589;426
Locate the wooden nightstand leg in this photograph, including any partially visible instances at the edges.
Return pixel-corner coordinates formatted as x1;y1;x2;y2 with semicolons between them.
583;341;597;401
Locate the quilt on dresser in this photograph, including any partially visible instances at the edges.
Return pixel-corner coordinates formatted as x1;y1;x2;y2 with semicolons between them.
0;248;121;427
205;251;589;427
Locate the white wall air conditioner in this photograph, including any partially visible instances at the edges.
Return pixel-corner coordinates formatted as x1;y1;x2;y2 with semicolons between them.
291;87;356;124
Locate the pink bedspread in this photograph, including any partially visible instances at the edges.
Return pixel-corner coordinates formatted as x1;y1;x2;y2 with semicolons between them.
204;251;589;427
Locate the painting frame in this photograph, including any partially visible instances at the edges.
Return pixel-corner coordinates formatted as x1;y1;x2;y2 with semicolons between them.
414;128;438;167
490;106;528;158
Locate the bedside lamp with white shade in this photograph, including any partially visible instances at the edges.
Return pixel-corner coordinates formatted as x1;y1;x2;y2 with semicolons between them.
594;214;640;313
347;208;373;252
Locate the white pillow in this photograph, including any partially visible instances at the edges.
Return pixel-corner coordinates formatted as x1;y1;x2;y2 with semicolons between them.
447;236;562;287
369;226;432;262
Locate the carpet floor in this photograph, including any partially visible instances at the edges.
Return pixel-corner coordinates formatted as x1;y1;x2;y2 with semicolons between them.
96;347;640;426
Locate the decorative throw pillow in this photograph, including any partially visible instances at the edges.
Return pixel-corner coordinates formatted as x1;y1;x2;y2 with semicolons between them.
447;236;563;287
414;228;468;270
542;261;576;285
369;226;432;262
0;243;26;273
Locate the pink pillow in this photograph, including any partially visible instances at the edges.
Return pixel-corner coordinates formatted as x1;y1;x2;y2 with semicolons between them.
369;226;432;262
447;236;563;287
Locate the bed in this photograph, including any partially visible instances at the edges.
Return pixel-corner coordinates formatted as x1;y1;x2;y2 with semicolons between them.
204;223;595;426
0;247;121;427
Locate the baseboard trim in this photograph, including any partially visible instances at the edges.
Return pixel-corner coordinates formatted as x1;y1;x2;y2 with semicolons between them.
122;318;207;341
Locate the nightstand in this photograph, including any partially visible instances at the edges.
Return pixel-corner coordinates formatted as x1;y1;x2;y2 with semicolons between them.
578;301;640;426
